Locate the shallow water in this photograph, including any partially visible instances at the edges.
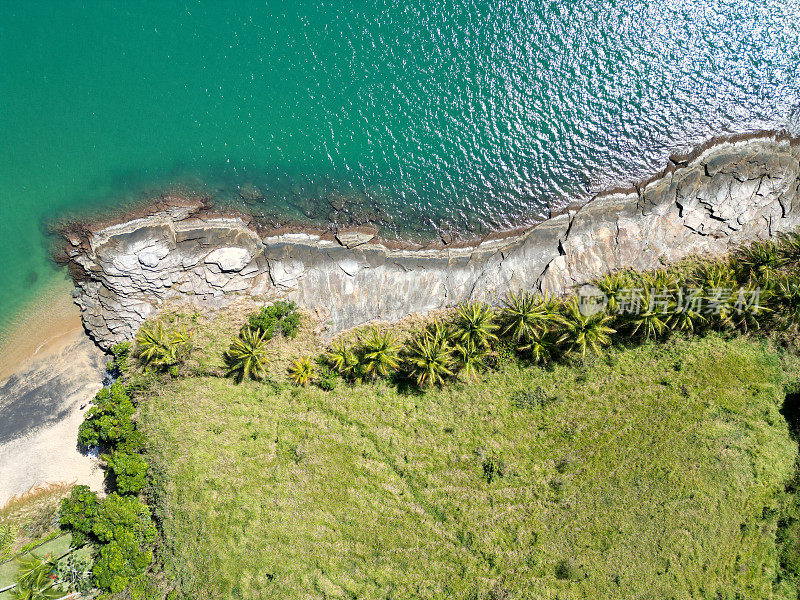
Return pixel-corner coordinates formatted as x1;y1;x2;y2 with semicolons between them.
0;0;799;337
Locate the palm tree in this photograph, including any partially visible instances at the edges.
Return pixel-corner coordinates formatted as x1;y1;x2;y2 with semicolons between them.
594;271;635;314
135;322;191;369
686;260;738;330
558;299;616;357
668;289;707;335
326;339;359;380
733;240;783;288
223;326;270;382
452;338;489;381
11;553;60;600
499;290;564;349
404;324;455;389
289;355;315;386
778;230;800;266
520;329;558;364
451;301;498;350
729;283;770;332
650;268;680;288
625;284;671;340
359;327;402;379
769;274;799;329
688;259;737;291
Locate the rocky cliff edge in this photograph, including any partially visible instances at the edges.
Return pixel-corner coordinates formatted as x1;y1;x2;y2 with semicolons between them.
59;134;800;348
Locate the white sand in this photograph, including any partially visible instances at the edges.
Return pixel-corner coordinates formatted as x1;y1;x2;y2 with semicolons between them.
0;311;107;505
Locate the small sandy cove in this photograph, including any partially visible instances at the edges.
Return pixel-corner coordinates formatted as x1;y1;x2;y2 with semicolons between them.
0;280;106;506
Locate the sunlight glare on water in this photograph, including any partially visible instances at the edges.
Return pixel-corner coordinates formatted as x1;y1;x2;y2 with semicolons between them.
0;0;798;334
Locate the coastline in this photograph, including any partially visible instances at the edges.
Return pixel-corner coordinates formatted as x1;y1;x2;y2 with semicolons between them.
0;278;84;383
57;132;800;348
52;129;800;257
0;129;797;505
0;279;106;506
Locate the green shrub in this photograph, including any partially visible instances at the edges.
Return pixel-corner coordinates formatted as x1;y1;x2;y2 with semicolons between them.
59;485;101;547
107;341;132;376
316;365;337;391
554;558;583;581
83;494;157;595
90;494;157;545
511;387;560;410
779;519;800;576
60;486;156;595
92;530;153;594
481;453;505;484
105;451;149;495
248;300;301;339
279;311;302;339
77;382;137;449
490;339;518;370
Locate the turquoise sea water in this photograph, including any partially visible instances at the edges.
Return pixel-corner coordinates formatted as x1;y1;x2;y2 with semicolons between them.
1;1;799;338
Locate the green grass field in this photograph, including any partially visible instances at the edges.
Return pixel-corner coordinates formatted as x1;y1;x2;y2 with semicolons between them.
140;331;800;600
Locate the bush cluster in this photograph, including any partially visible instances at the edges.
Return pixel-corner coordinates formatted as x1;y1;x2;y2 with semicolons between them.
223;301;303;384
59;486;156;595
78;381;147;494
63;345;155;596
248;300;301;339
107;341;132;377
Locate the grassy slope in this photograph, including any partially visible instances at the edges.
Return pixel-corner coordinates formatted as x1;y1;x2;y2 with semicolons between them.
142;334;799;600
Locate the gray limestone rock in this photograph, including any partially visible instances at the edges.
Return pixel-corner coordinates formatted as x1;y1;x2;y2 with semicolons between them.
204;247;253;272
60;135;800;348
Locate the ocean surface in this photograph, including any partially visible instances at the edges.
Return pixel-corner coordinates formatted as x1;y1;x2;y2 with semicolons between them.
1;0;799;339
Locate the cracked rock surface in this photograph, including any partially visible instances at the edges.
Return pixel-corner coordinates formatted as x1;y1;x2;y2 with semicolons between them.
61;135;800;348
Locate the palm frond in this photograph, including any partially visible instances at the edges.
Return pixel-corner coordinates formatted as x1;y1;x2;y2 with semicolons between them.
404;324;455;389
223;326;270;383
557;300;616;357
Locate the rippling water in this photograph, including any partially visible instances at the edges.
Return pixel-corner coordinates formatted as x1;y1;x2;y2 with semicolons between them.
0;0;799;336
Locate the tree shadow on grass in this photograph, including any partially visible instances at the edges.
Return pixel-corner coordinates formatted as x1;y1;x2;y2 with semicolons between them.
781;387;800;440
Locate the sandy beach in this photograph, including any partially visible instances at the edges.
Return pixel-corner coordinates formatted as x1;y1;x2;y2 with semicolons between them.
0;279;106;505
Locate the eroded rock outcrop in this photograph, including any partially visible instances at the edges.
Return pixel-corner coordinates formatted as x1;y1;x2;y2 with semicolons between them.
60;134;800;348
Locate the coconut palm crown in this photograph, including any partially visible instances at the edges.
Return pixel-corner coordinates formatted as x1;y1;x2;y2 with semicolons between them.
499;290;564;347
289;355;315;386
359;327;402;379
223;326;270;383
135;322;191;369
451;301;499;350
558;300;616;357
404;323;455;389
452;337;490;381
326;339;360;380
